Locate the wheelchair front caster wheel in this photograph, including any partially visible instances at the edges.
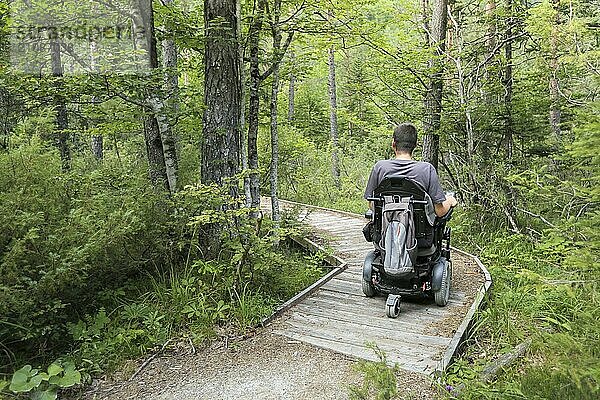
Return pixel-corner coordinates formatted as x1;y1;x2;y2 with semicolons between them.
385;294;401;318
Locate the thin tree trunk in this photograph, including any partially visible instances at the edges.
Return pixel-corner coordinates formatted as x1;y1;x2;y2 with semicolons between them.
422;0;448;171
91;135;103;160
484;0;496;105
247;0;265;216
160;0;179;192
270;0;283;227
503;0;514;159
448;6;478;202
288;52;295;123
132;0;170;189
549;0;561;141
50;39;70;170
88;37;103;161
328;47;341;189
239;1;251;208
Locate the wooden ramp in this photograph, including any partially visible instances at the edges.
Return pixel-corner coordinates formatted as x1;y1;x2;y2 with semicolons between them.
261;199;491;376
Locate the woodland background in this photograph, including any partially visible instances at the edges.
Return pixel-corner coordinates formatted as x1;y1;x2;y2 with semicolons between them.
0;0;598;398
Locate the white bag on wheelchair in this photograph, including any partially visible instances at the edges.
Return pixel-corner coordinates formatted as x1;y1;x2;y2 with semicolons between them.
379;196;417;276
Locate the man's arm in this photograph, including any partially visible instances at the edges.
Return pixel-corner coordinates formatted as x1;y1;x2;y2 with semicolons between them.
434;194;458;217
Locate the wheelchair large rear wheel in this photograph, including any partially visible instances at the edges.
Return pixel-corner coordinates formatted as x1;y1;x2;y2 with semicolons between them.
434;259;451;306
362;278;376;297
362;251;377;297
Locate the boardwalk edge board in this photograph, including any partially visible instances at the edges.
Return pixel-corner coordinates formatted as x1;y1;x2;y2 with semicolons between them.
260;236;348;327
434;247;493;376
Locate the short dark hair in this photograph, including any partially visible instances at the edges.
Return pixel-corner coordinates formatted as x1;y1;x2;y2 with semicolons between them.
393;123;417;154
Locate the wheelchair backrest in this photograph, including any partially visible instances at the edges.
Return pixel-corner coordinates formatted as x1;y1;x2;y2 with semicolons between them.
372;176;436;241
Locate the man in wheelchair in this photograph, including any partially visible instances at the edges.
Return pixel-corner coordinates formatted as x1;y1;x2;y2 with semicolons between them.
362;123;458;318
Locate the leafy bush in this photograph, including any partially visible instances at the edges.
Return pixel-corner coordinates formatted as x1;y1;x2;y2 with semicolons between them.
0;142;329;383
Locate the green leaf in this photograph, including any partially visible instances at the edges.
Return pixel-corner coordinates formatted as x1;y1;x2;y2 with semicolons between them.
32;388;58;400
48;375;61;385
58;367;81;388
47;363;63;377
29;374;44;389
9;365;33;393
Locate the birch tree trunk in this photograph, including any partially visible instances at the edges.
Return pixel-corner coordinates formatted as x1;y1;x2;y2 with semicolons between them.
422;0;448;170
132;0;169;190
327;47;341;189
50;39;70;170
160;0;179;192
89;38;103;161
91;135;103;160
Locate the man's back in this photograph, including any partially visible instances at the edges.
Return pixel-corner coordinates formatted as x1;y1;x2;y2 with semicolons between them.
364;159;446;204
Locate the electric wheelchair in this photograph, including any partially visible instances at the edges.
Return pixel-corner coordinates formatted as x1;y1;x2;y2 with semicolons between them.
362;176;454;318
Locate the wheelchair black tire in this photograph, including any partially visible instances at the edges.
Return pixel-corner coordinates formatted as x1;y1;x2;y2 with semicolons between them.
362;277;376;297
434;259;451;306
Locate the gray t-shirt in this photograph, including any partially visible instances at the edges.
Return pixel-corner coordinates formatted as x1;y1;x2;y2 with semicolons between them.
364;159;446;204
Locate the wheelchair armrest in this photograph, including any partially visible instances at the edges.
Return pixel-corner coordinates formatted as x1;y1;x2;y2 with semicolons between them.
435;207;454;225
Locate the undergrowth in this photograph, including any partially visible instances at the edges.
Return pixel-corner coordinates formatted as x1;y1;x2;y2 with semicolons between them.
0;142;328;397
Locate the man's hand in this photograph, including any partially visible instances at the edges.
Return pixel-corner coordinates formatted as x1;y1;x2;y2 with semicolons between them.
434;194;458;217
446;194;458;208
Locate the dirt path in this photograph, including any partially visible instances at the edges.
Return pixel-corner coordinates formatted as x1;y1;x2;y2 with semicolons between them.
83;331;439;400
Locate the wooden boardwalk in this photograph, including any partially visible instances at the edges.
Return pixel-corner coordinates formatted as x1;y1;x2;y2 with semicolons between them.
261;199;491;376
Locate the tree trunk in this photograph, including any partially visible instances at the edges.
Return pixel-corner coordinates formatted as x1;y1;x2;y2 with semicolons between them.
50;39;70;170
327;47;341;189
549;0;561;141
288;52;295;123
270;0;283;227
132;0;170;190
247;0;265;216
239;1;251;208
422;0;448;171
503;0;514;159
201;0;242;257
160;0;180;192
91;135;103;160
143;115;169;189
201;0;242;189
484;0;496;105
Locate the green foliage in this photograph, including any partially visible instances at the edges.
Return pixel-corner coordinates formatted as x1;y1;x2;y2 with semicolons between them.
8;361;82;400
0;137;328;378
348;344;399;400
0;142;175;367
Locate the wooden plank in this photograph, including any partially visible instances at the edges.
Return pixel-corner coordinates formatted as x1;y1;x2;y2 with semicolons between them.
286;311;451;348
272;328;436;374
291;303;429;333
280;321;446;365
305;291;463;320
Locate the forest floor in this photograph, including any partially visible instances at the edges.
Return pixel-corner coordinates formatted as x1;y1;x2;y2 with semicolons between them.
82;327;439;400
